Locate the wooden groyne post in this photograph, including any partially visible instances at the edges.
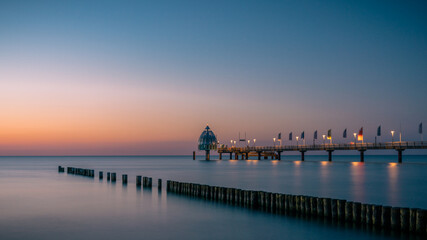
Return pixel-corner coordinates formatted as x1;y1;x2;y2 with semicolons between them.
136;176;142;186
158;179;162;190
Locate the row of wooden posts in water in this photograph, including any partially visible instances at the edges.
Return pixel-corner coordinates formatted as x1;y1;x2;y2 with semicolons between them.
166;180;427;235
63;166;160;189
60;166;426;235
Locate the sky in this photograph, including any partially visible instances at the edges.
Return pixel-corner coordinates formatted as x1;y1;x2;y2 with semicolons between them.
0;0;426;155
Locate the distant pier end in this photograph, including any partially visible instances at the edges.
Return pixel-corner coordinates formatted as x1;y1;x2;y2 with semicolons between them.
198;125;217;160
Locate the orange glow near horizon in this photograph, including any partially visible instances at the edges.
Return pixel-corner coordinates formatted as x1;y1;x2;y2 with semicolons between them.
0;71;302;155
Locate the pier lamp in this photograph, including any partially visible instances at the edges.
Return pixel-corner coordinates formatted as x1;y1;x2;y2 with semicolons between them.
273;138;276;146
234;141;236;146
253;139;256;147
247;140;250;147
322;135;325;145
391;131;395;143
296;136;299;146
353;133;357;144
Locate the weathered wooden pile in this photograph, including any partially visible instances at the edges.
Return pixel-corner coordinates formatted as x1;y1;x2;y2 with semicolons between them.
139;176;153;187
66;167;94;177
166;180;427;235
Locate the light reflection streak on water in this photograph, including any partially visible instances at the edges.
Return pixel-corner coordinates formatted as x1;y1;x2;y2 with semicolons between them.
350;162;365;202
229;160;238;165
246;160;258;165
388;163;399;205
293;161;302;193
319;161;330;196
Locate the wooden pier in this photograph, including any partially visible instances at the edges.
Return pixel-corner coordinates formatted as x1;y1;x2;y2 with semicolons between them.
217;141;427;163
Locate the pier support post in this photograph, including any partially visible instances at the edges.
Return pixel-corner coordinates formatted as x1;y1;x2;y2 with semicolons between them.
205;150;210;161
277;151;281;160
246;152;249;160
359;149;366;162
300;151;306;161
158;179;162;190
327;150;334;162
397;149;404;163
235;153;238;160
229;152;232;159
219;153;222;160
257;152;261;160
99;171;103;180
193;151;196;160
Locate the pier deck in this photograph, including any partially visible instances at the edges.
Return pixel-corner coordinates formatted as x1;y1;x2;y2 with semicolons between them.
217;141;427;162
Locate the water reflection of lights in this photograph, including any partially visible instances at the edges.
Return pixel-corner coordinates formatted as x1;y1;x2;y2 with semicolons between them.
271;160;279;165
388;162;399;203
294;161;301;165
246;160;258;165
320;161;329;166
351;162;363;166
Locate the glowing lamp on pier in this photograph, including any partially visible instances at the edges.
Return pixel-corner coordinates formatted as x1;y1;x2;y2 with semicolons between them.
198;125;217;161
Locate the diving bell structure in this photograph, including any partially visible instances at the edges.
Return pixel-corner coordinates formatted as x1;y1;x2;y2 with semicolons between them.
198;125;217;160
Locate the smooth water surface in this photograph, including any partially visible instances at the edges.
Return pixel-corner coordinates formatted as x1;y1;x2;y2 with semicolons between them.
1;155;426;239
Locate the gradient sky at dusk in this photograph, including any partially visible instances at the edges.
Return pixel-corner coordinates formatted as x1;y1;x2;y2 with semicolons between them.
1;0;426;155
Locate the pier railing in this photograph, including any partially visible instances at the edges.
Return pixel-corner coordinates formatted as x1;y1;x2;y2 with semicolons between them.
218;141;427;152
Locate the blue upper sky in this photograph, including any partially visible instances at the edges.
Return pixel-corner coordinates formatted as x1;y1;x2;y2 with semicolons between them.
0;0;426;154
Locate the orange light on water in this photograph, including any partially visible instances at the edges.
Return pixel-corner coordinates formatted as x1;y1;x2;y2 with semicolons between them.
246;160;258;165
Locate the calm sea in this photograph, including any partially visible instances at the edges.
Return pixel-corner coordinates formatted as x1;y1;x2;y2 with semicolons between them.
1;155;426;239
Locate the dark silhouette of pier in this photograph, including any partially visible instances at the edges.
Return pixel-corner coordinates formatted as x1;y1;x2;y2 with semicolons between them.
217;141;427;163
